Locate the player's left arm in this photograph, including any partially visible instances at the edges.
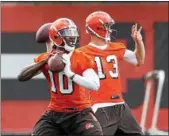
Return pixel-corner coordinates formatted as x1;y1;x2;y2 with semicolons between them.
71;68;100;91
62;53;100;91
123;23;145;66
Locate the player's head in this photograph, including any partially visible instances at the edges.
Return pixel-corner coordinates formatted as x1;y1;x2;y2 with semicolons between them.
85;11;115;42
49;18;80;52
36;23;55;52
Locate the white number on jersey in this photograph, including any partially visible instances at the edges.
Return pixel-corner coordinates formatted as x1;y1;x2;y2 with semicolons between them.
48;71;73;94
59;72;73;94
95;55;119;79
94;57;106;79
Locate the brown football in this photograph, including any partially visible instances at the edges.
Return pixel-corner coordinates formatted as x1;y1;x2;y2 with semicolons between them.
48;52;65;72
36;23;52;43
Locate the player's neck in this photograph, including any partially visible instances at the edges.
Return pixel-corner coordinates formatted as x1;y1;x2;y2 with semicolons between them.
90;36;107;46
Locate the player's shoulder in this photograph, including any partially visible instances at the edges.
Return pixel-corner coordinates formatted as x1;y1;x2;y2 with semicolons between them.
73;49;92;61
77;45;88;51
73;48;87;57
34;52;49;63
73;48;95;72
108;42;126;50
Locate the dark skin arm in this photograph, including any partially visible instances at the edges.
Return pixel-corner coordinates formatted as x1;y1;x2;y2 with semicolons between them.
18;23;52;82
18;58;48;82
17;48;60;82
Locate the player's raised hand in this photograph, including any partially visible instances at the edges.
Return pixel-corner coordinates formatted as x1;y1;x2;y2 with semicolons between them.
131;23;143;42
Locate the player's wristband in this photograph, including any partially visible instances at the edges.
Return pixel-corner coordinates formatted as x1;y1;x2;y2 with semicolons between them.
70;73;76;80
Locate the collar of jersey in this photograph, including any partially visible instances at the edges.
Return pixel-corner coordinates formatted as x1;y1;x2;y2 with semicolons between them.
89;42;108;50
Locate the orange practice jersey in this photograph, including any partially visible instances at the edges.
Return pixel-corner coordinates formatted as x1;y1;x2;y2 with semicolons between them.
34;50;96;112
78;42;126;104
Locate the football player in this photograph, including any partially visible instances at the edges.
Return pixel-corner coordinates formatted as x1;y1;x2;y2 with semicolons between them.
18;18;103;136
78;11;145;135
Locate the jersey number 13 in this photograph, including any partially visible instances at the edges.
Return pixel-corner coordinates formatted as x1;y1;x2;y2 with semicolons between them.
95;55;119;79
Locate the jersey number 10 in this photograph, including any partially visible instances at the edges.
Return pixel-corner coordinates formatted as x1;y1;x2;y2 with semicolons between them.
48;71;73;94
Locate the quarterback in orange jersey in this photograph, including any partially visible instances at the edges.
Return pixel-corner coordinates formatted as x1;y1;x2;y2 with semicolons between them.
18;18;103;136
33;50;97;111
78;11;145;135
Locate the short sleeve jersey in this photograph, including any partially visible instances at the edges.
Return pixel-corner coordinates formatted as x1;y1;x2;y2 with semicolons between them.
34;50;96;112
78;42;126;104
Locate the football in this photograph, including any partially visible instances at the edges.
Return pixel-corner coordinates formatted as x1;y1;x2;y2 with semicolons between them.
36;23;52;43
48;51;65;72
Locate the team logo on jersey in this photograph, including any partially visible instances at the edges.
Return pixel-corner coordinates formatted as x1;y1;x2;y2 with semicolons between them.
85;122;94;130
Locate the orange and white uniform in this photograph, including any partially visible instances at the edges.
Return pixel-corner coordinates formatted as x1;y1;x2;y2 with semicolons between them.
34;50;98;112
78;42;129;111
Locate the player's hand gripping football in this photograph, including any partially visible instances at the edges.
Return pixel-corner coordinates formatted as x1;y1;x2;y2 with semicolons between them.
61;52;75;78
131;23;143;42
44;50;57;63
